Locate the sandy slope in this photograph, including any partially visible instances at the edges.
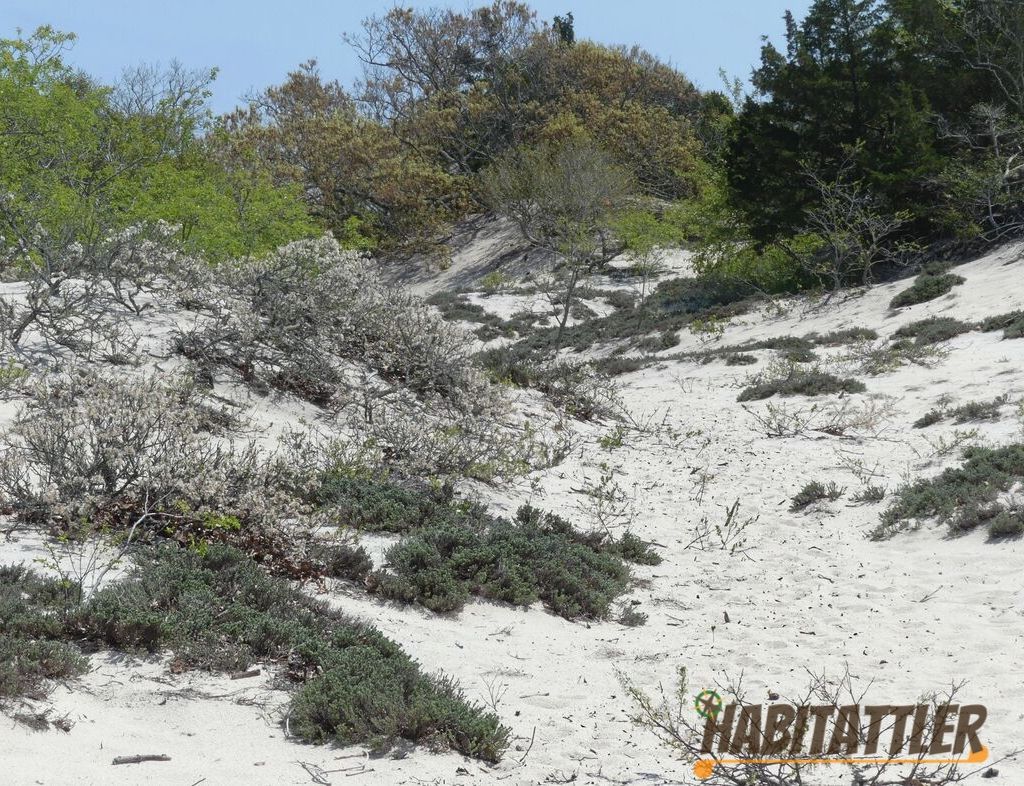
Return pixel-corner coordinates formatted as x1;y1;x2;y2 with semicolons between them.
3;241;1024;785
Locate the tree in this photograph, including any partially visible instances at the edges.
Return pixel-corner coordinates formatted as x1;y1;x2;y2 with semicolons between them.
801;150;913;290
726;0;943;242
0;27;315;262
217;61;460;249
481;136;632;349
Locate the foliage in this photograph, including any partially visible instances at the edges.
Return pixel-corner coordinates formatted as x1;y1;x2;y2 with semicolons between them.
0;27;314;262
737;367;867;402
890;270;965;308
892;316;973;345
979;309;1024;339
372;504;657;619
790;480;845;511
0;566;86;703
74;545;509;760
876;443;1024;539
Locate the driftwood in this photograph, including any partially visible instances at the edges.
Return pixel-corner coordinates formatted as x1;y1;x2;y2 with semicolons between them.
112;754;171;765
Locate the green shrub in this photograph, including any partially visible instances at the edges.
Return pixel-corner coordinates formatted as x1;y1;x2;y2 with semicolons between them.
782;347;817;363
724;353;758;366
0;566;86;702
851;485;886;504
810;328;879;346
949;396;1007;424
875;444;1024;539
988;509;1024;538
373;505;658;619
889;272;965;309
314;475;445;534
636;331;680;353
979;310;1024;339
892;317;973;345
789;480;844;511
913;408;946;429
592;355;650;376
737;371;866;402
76;545;508;759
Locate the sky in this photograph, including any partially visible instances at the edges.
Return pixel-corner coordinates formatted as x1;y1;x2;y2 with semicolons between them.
7;1;812;114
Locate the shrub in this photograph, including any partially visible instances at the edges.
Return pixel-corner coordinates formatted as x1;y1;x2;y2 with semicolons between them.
737;369;866;402
913;408;946;429
77;545;509;760
979;310;1024;339
372;505;658;619
810;328;879;346
889;272;965;309
949;396;1007;424
0;370;251;529
635;331;680;353
892;317;973;345
0;566;87;703
988;509;1024;538
851;484;886;504
724;353;758;366
875;444;1024;538
313;474;445;534
591;355;650;376
790;480;844;511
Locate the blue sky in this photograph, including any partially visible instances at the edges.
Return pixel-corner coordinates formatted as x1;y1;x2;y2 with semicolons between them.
7;1;811;113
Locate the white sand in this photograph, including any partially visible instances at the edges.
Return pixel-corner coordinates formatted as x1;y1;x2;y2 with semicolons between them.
3;241;1024;784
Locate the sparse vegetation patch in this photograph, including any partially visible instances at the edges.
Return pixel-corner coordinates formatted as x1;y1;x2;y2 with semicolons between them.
875;444;1024;540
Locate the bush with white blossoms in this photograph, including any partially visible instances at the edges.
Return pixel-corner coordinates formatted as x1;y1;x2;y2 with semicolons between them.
0;369;260;528
177;236;534;480
0;220;194;362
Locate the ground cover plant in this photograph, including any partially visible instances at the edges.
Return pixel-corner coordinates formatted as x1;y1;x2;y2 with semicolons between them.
1;545;508;760
0;566;87;709
790;480;844;511
979;310;1024;340
371;504;659;619
892;317;973;346
737;367;866;402
874;444;1024;540
914;396;1008;429
890;268;965;309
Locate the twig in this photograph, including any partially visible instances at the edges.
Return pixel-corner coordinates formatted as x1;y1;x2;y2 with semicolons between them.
518;726;536;765
112;754;171;765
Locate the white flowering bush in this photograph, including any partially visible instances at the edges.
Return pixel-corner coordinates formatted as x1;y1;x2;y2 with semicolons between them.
177;236;532;480
0;369;255;527
0;220;192;362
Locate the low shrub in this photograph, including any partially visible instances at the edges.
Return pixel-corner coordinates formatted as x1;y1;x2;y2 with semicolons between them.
850;485;886;504
737;370;866;402
724;353;758;366
889;272;965;309
372;505;658;619
790;480;844;511
810;328;879;346
636;331;680;353
76;545;509;760
978;310;1024;339
913;408;946;429
0;566;87;703
913;396;1007;429
313;474;446;534
892;317;973;345
950;396;1007;424
875;443;1024;539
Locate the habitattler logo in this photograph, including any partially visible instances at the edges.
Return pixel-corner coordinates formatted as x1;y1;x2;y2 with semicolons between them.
692;690;988;780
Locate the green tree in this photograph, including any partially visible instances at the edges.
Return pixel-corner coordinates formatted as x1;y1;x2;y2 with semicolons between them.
726;0;944;243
